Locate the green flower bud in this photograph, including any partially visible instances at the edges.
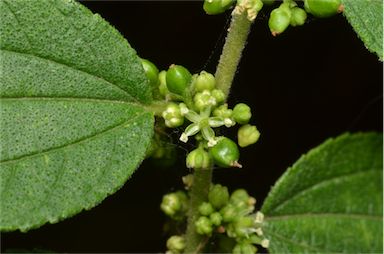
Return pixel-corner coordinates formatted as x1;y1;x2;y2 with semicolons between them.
162;103;184;128
194;71;216;92
186;148;211;169
213;104;233;118
233;103;252;124
209;184;230;209
195;216;213;235
194;90;217;111
220;204;238;222
290;7;307;26
166;64;192;95
199;202;215;216
230;189;250;203
304;0;342;18
210;212;223;226
268;6;291;36
161;191;188;218
211;89;225;104
203;0;236;15
141;58;159;89
237;124;260;147
166;235;186;253
233;216;255;238
233;242;257;254
244;0;264;21
209;137;241;168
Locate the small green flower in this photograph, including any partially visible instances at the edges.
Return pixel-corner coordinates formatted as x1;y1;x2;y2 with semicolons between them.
290;7;307;27
194;90;218;112
194;71;216;92
233;242;257;254
160;191;188;218
233;103;252;124
162;103;184;128
166;235;186;253
186;148;211;169
237;124;260;147
195;216;213;235
210;212;223;226
199;202;215;216
209;184;230;209
220;204;238;222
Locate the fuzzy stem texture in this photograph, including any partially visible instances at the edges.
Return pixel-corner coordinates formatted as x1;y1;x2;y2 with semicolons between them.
184;5;254;254
214;8;253;98
184;168;213;254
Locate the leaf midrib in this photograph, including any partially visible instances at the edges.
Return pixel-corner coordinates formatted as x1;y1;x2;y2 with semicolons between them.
266;212;382;222
0;49;140;104
267;169;380;214
0;111;148;164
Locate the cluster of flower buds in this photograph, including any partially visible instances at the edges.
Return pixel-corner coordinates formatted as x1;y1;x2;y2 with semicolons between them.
140;59;260;169
166;235;186;254
268;0;343;36
194;184;269;253
160;191;189;221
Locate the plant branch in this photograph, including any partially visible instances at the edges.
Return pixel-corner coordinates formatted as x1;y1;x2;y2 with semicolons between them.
215;7;253;98
184;168;212;254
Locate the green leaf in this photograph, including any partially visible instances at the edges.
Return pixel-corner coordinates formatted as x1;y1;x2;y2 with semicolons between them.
261;133;383;253
342;0;383;60
0;0;154;232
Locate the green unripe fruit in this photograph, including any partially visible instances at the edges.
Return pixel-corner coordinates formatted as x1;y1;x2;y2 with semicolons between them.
220;204;238;222
203;0;236;15
304;0;342;18
233;242;257;254
166;64;192;95
208;184;230;209
199;202;215;216
166;235;186;252
158;70;170;98
141;58;159;88
210;137;241;168
238;124;260;147
195;216;213;235
268;7;291;36
194;71;216;92
210;212;223;226
261;0;274;6
290;7;307;27
233;103;252;124
186;148;211;169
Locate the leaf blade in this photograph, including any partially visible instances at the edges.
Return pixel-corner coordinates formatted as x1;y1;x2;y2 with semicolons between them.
261;133;383;253
0;0;154;231
342;0;383;60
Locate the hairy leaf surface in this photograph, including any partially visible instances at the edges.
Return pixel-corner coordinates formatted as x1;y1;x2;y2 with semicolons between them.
342;0;383;60
0;0;154;231
262;133;383;253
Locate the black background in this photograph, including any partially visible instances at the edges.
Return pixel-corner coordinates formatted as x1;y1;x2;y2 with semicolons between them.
2;1;382;253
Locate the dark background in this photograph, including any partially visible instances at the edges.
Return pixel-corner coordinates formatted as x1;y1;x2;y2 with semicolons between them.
2;1;382;253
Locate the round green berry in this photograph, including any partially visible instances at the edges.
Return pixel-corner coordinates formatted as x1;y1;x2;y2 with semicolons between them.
237;124;260;147
186;148;211;169
268;6;291;36
195;216;213;235
209;137;241;168
290;7;307;27
199;202;215;216
233;103;252;124
208;184;230;209
141;58;159;88
304;0;342;18
166;64;192;95
194;71;216;92
203;0;235;15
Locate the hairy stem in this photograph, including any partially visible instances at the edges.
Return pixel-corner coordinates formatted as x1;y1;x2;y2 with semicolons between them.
184;168;212;254
215;8;253;98
184;5;254;254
